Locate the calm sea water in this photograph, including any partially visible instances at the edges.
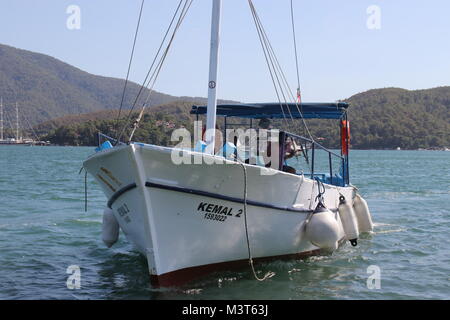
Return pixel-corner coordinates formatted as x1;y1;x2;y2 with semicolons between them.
0;146;449;300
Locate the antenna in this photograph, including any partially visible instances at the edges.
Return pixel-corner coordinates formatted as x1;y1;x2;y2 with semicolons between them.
0;97;3;141
16;102;20;141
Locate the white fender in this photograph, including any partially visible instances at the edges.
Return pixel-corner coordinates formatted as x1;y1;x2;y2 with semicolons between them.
102;207;119;248
338;196;359;246
353;194;373;233
305;205;340;252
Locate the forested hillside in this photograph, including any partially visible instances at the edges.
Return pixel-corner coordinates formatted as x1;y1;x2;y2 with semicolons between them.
38;87;450;149
3;43;447;149
0;43;184;124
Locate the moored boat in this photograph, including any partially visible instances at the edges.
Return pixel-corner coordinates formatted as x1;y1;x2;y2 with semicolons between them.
83;0;373;286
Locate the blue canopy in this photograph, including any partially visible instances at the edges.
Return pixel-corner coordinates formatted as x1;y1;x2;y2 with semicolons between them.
191;102;349;120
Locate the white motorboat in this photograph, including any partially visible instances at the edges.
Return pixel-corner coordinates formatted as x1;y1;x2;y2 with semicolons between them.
83;0;373;286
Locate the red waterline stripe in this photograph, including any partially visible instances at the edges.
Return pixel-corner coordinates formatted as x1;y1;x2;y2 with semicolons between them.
150;249;321;287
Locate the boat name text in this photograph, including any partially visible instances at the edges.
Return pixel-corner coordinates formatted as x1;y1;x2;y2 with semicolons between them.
197;202;242;222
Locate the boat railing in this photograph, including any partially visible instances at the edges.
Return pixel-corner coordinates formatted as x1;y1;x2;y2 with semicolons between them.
97;132;125;147
282;131;348;186
96;130;348;186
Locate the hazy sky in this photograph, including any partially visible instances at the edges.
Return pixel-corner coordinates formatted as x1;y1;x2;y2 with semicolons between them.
1;0;449;103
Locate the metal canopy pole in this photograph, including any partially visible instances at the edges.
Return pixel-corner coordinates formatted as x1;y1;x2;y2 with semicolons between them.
345;113;350;185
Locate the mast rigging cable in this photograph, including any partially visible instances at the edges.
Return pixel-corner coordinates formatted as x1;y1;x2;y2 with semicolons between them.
115;0;193;144
247;0;314;144
290;0;302;103
114;0;146;140
128;0;194;143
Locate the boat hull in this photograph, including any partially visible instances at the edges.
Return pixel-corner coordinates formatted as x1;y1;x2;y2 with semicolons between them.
84;143;354;286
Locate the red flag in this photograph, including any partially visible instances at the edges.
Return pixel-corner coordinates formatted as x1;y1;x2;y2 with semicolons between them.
296;88;301;103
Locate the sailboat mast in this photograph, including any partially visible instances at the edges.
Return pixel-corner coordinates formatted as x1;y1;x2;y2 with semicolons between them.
0;97;3;141
16;102;19;141
205;0;222;154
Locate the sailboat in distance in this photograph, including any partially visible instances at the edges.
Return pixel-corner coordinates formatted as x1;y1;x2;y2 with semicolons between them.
0;99;49;146
0;100;25;145
83;0;373;287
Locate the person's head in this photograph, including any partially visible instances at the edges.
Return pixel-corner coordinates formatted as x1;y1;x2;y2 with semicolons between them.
258;118;271;129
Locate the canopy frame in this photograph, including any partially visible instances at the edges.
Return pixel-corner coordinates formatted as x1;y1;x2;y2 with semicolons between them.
191;102;349;120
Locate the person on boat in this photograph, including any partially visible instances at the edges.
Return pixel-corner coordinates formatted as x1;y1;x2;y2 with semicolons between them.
258;118;296;174
280;137;297;174
202;123;222;154
284;136;301;160
258;118;272;130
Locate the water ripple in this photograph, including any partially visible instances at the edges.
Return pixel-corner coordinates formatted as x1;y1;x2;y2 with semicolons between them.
0;147;449;299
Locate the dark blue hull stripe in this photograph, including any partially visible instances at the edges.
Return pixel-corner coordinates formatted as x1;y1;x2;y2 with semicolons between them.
145;182;320;214
107;181;338;214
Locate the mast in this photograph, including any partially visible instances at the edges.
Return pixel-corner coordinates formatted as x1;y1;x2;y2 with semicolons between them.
0;97;3;141
205;0;222;154
16;102;19;141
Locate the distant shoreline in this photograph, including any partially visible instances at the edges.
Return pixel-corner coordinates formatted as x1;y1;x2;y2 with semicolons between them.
1;144;448;152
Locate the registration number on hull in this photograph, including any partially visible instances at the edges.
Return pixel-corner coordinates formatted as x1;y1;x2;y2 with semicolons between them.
197;202;242;222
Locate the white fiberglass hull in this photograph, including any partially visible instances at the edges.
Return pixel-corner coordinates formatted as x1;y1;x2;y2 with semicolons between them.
84;143;354;286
